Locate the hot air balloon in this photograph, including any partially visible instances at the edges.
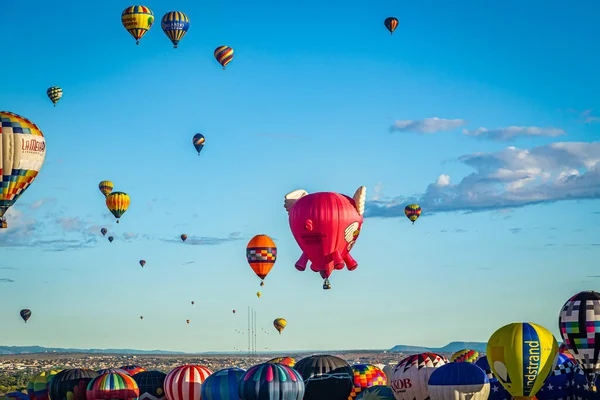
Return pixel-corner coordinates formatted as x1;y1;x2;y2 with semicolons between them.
33;370;62;400
108;236;114;243
86;372;140;400
238;363;304;400
121;6;154;45
232;310;236;314
192;133;205;155
161;12;189;48
450;349;479;363
131;371;167;400
49;369;99;400
384;17;399;35
97;369;130;376
246;235;277;286
140;316;143;320
404;204;421;225
536;353;576;400
382;365;393;385
98;181;114;197
101;228;108;236
273;318;287;334
20;309;31;322
293;355;354;400
427;362;490;400
349;364;386;399
284;186;366;289
356;386;395;400
267;357;296;367
200;368;245;400
559;290;600;391
256;292;261;298
139;260;146;268
165;365;213;400
186;319;190;324
214;46;234;69
27;381;34;400
0;112;47;229
181;234;188;242
391;353;448;400
3;393;30;400
474;356;511;400
46;86;62;107
487;322;558;400
558;343;575;361
191;301;195;305
106;192;130;223
120;366;146;376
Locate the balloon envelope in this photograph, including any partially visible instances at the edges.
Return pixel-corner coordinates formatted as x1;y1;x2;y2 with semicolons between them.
292;355;353;400
131;370;167;400
391;353;448;400
200;368;245;400
427;362;490;400
238;363;304;400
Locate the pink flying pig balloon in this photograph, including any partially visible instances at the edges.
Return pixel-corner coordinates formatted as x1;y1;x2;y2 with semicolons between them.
284;186;366;290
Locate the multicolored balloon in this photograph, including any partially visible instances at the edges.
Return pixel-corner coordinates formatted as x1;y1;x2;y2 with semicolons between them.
192;133;205;155
284;187;366;289
0;112;47;229
200;368;245;400
558;342;575;361
49;369;99;400
131;371;167;400
293;355;353;400
27;381;34;400
246;235;277;286
46;86;62;107
349;364;386;399
404;204;421;225
450;349;479;363
121;6;154;45
33;370;61;400
86;372;139;400
98;181;114;197
101;228;108;236
474;356;511;400
487;322;558;400
106;192;130;223
120;366;146;376
20;309;31;323
390;353;448;400
214;46;234;69
536;353;576;400
238;363;304;400
181;234;188;242
273;318;287;334
161;11;189;48
427;362;490;400
559;290;600;391
384;17;398;35
139;260;146;268
165;365;212;400
267;357;296;367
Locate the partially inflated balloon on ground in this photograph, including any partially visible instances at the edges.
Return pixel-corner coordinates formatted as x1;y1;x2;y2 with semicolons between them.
201;368;245;400
86;372;139;400
391;353;448;400
427;362;490;400
165;365;212;400
132;370;167;400
349;364;386;399
238;363;304;400
487;322;558;400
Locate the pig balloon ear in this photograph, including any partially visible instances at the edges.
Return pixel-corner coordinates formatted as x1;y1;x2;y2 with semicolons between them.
284;189;308;213
353;186;366;216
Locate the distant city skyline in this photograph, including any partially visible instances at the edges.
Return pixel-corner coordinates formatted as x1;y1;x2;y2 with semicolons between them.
1;0;599;352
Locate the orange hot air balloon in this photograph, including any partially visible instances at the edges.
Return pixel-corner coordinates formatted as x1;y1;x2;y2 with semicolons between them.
246;235;277;286
186;319;190;324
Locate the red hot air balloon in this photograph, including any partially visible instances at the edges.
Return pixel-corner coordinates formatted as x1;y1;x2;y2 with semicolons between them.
284;186;366;290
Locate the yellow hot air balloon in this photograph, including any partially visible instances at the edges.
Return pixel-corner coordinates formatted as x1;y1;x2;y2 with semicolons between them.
121;5;155;45
98;180;114;197
0;112;46;229
256;292;261;298
487;322;559;400
273;318;287;334
106;192;130;223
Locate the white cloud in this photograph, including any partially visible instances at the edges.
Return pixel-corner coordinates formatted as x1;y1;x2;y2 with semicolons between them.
462;126;566;141
390;117;467;133
366;141;600;216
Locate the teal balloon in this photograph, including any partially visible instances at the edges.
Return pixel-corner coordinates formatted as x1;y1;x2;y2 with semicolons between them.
201;368;245;400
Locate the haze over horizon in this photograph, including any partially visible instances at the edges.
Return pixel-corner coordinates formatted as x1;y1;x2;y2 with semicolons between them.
0;0;599;353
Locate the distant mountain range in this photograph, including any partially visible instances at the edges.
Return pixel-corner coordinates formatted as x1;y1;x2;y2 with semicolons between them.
0;342;488;356
389;341;488;354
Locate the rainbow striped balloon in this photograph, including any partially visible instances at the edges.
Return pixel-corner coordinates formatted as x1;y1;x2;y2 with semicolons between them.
165;365;213;400
238;363;304;400
214;46;234;70
86;372;139;400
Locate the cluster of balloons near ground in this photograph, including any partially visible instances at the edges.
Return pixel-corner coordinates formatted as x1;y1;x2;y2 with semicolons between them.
7;290;600;400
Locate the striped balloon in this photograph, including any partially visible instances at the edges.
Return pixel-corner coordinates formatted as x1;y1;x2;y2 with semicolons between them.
200;368;245;400
86;372;139;400
165;365;213;400
120;366;147;376
239;363;304;400
33;370;61;400
214;46;234;70
98;368;130;375
267;357;296;367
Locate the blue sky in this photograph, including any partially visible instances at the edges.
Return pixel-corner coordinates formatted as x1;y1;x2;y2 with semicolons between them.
0;0;599;353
